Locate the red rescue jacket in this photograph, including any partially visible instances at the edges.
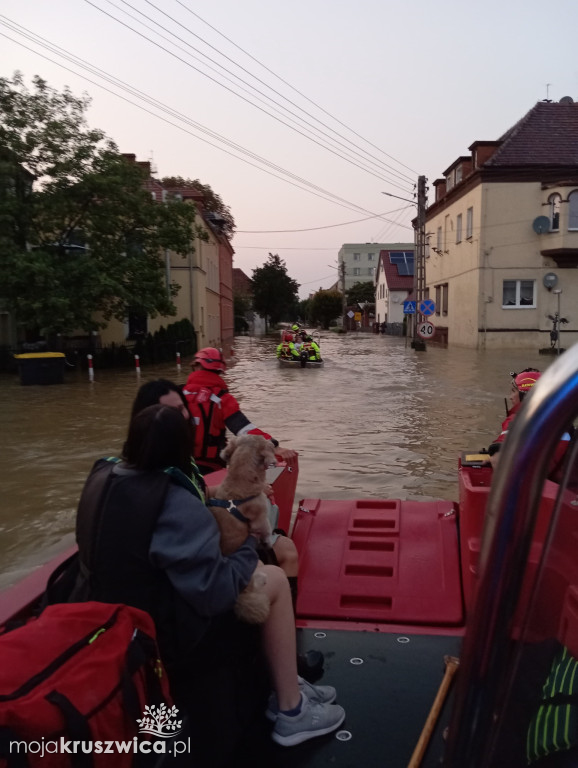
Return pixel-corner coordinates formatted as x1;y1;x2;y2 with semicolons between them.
183;370;276;472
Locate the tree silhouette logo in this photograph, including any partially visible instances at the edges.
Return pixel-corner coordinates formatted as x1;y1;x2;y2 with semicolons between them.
136;704;183;738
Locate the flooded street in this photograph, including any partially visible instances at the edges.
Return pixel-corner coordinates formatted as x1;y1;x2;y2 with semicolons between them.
0;332;550;590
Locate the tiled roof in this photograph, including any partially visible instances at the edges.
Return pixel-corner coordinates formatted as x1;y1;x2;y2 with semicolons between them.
485;101;578;167
380;250;414;291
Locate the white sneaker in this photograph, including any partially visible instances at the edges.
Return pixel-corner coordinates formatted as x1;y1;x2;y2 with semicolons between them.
266;676;337;721
271;693;345;747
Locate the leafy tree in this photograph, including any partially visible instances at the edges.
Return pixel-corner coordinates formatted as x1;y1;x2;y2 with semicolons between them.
233;291;251;333
0;73;205;336
309;289;342;329
346;280;375;305
161;176;235;239
251;254;299;332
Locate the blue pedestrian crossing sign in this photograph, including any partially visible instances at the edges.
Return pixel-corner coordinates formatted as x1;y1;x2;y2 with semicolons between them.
403;301;416;314
419;299;436;316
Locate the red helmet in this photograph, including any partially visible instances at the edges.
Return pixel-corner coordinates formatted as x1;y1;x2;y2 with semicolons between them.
193;347;226;372
513;370;541;392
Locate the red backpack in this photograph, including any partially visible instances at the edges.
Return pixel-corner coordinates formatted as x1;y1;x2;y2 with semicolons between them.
0;602;175;768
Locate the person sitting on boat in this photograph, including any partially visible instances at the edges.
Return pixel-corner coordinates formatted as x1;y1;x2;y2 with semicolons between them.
72;404;345;759
183;347;297;475
488;369;572;479
298;332;322;362
277;338;299;360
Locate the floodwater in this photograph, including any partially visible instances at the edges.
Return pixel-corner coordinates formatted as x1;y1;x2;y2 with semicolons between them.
0;332;552;590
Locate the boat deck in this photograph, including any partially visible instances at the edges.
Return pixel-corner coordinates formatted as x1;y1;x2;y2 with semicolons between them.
274;628;462;767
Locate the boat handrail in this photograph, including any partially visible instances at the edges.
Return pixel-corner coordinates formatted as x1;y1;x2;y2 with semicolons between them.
445;342;578;767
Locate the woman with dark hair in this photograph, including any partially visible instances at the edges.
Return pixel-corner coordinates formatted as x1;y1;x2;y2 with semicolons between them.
73;404;344;763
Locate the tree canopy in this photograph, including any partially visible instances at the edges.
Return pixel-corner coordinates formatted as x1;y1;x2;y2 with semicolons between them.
160;176;235;239
251;254;299;331
346;280;376;305
0;73;205;336
309;289;342;329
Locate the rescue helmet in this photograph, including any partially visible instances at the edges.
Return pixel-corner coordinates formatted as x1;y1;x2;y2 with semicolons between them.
193;347;226;372
512;368;541;399
291;324;300;331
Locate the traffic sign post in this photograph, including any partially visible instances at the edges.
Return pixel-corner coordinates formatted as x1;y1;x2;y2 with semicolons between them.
417;321;436;340
419;299;436;317
403;301;416;315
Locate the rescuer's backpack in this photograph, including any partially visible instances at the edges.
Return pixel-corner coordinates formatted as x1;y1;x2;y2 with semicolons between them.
0;602;174;768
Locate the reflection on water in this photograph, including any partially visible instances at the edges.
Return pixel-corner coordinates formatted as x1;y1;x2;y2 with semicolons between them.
0;332;550;589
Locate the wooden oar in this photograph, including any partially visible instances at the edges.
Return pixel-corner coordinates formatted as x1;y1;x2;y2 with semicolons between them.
407;654;460;768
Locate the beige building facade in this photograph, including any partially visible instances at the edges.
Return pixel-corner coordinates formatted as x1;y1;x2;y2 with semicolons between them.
425;100;578;349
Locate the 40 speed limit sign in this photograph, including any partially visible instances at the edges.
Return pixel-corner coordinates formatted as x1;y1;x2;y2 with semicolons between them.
417;320;435;340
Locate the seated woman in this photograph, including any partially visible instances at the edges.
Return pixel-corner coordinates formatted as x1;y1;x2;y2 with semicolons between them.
130;379;299;599
73;404;344;765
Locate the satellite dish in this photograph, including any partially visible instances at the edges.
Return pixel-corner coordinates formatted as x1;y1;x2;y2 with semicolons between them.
543;272;558;289
533;216;551;234
560;96;574;105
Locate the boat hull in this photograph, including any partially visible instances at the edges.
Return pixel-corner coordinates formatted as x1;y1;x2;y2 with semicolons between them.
278;358;324;368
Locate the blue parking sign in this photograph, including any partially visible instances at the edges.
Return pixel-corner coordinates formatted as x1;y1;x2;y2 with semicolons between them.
403;301;416;314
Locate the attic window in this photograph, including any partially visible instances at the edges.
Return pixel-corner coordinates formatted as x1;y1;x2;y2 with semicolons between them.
455;165;462;184
446;171;454;191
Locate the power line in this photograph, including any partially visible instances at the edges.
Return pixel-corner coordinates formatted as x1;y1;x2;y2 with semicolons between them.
173;0;419;179
0;20;412;226
137;0;415;186
236;207;409;233
85;0;413;193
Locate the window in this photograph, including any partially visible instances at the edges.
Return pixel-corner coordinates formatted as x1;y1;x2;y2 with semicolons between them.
353;253;360;261
446;171;454;191
548;194;561;231
434;283;449;315
442;283;449;315
502;280;535;308
368;266;376;276
456;214;463;243
437;227;442;250
569;191;578;230
455;165;462;184
435;285;441;315
353;267;361;276
368;253;375;261
466;207;473;238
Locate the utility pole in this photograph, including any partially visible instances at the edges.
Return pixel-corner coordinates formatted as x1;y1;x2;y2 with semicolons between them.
340;260;347;330
412;175;427;351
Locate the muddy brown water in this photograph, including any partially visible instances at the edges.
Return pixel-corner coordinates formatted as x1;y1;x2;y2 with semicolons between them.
0;332;551;590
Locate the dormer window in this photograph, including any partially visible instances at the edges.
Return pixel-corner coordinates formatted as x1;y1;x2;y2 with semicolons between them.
548;193;561;231
446;170;454;191
455;165;462;184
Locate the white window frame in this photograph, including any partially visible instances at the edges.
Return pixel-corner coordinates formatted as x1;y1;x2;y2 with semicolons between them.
466;207;473;239
368;253;375;261
456;213;462;243
502;279;536;309
353;267;361;276
353;253;361;261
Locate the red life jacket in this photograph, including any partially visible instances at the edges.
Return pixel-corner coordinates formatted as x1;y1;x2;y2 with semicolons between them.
184;385;228;465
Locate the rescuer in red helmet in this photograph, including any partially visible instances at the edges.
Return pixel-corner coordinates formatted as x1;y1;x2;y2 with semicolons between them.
488;369;572;478
183;347;296;475
488;369;542;462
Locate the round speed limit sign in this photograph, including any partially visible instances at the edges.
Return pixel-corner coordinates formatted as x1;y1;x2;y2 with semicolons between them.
417;321;435;340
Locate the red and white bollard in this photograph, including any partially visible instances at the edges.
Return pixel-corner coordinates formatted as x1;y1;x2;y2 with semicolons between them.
87;354;94;382
176;351;181;372
134;354;141;376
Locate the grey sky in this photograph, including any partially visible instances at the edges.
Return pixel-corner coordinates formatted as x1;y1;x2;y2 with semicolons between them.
1;0;577;297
